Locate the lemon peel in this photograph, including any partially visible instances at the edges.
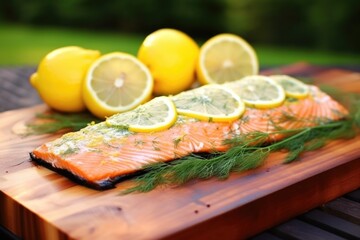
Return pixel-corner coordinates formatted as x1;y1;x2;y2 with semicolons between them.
30;46;100;112
138;28;199;95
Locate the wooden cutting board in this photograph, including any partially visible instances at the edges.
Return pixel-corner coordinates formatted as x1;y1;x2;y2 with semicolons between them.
1;64;360;240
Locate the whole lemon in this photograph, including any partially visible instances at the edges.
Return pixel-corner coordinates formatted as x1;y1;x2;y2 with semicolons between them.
30;46;100;112
137;29;199;95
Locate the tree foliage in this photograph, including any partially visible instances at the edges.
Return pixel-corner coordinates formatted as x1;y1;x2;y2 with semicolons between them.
1;0;359;52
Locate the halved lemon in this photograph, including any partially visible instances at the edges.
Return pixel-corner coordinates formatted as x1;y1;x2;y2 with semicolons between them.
83;52;153;119
224;75;285;108
270;75;309;99
197;33;258;85
171;85;245;122
106;96;177;132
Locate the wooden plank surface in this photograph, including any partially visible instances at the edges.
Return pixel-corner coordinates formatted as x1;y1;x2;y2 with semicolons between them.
272;219;347;240
301;209;360;239
323;198;360;224
1;65;360;240
0;67;40;112
253;189;360;240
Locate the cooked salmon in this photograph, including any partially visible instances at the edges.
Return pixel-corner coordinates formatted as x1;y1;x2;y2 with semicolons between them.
30;86;348;189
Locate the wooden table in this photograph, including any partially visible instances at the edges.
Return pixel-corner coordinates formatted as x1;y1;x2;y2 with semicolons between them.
0;64;359;240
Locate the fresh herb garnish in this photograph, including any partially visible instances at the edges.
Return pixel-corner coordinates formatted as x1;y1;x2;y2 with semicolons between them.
26;112;99;135
122;89;360;194
122;120;356;194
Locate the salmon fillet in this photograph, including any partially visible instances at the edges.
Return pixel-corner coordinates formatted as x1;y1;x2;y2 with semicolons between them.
30;86;348;189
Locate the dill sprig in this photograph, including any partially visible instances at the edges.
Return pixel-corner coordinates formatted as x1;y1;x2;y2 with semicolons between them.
320;85;360;128
123;90;360;194
122;120;354;194
26;112;99;135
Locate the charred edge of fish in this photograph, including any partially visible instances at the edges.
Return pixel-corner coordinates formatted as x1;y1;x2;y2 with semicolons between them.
29;152;142;190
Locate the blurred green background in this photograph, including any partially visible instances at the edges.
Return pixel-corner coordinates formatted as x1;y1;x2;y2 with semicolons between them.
1;0;359;67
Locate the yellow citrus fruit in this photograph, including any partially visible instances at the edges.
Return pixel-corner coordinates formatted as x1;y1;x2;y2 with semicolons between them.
270;75;309;99
197;33;258;85
106;96;177;133
171;84;245;122
137;28;200;95
224;75;285;108
83;52;153;119
30;46;100;112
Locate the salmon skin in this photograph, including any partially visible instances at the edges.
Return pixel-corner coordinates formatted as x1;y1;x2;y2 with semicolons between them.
30;86;348;190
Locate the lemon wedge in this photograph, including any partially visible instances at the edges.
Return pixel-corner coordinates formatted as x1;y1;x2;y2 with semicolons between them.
83;52;153;119
224;75;285;108
106;96;177;133
270;75;309;99
172;85;245;122
197;33;258;85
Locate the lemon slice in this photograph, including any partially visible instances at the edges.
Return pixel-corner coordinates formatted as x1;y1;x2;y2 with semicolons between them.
270;75;309;99
83;52;153;119
197;33;259;85
172;85;245;122
224;75;285;108
106;96;177;132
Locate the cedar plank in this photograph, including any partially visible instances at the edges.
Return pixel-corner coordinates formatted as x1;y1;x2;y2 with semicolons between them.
1;66;360;239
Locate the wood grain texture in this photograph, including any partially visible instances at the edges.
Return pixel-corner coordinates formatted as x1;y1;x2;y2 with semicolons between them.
1;67;360;240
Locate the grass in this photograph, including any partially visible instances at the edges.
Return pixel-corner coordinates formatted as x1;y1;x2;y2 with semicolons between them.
0;24;142;66
1;23;360;67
